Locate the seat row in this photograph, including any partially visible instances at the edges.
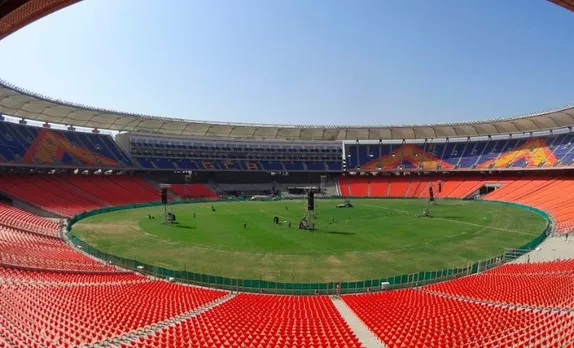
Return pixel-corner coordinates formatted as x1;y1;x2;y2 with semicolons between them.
0;267;145;285
0;203;59;237
0;226;118;272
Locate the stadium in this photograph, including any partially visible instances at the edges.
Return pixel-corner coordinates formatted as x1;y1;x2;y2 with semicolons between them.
0;1;574;347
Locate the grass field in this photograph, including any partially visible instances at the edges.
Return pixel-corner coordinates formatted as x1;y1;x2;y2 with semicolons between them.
73;199;547;282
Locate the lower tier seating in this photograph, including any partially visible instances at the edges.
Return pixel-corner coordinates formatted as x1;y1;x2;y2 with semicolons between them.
0;280;227;347
484;259;574;275
126;294;361;348
338;175;574;234
338;176;490;199
484;178;574;234
0;267;146;285
0;226;118;272
0;203;59;237
0;174;573;347
170;183;218;199
0;175;160;217
342;289;574;348
424;272;574;309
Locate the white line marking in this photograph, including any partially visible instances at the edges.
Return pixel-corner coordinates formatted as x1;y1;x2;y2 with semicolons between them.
360;203;409;214
360;203;533;236
432;217;532;235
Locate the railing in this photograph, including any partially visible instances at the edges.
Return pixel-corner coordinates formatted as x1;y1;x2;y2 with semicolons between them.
67;197;551;295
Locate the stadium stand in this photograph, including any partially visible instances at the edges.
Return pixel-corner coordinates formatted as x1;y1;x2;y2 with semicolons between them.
118;133;343;172
0;203;59;237
342;287;574;348
2;1;574;347
3;122;574;346
485;259;574;275
338;174;574;235
0;280;227;347
346;134;574;171
126;294;362;348
0;121;134;168
0;225;119;272
0;175;159;217
424;271;574;309
483;177;574;234
338;175;490;199
170;183;218;200
0;267;147;285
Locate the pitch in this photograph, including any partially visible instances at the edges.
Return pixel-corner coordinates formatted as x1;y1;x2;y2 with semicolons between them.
73;199;546;282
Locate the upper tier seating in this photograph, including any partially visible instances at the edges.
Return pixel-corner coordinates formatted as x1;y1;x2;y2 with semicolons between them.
136;158;344;171
127;134;343;171
0;121;134;168
170;184;218;199
346;134;574;171
127;294;361;348
0;175;160;217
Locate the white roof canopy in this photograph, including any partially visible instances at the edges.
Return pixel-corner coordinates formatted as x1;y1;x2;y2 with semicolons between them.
1;79;574;141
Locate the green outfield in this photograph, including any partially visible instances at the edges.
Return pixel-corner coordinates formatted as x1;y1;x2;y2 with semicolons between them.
72;199;547;282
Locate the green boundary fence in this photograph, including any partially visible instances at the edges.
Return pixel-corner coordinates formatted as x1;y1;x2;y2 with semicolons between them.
67;197;551;295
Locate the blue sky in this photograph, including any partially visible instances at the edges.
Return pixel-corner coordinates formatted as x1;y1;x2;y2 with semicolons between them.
0;0;572;126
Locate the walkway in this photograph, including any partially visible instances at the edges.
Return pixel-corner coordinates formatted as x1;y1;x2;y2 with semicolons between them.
331;297;386;348
513;236;574;264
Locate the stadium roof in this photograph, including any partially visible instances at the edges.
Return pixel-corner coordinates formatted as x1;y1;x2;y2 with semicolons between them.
0;0;79;40
2;79;574;141
2;0;574;141
548;0;574;12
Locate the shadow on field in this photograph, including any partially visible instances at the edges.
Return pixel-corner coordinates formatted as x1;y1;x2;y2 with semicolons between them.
172;222;195;230
324;231;356;236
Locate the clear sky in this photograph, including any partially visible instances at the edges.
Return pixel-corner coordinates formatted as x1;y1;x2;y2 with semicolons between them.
0;0;572;126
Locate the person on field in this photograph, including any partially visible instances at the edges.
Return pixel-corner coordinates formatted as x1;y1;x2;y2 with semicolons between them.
243;222;247;230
